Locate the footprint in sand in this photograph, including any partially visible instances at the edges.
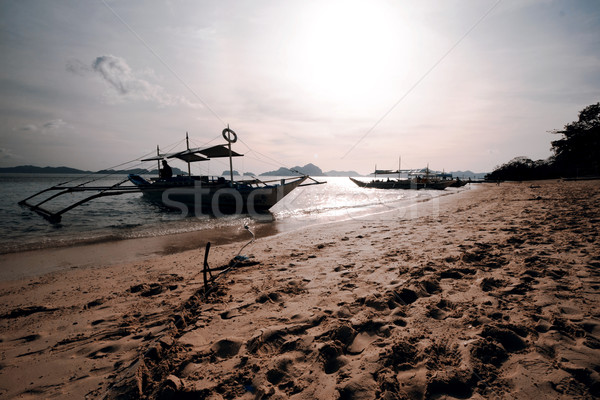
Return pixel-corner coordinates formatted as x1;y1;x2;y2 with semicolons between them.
470;338;508;366
16;334;41;343
426;305;447;320
319;342;345;374
211;338;242;358
380;339;418;371
347;331;378;355
88;344;120;359
479;324;528;352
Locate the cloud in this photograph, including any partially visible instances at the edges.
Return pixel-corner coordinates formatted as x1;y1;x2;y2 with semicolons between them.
17;124;38;132
92;55;137;96
69;55;202;108
0;147;21;162
42;119;67;130
15;119;68;135
66;58;90;76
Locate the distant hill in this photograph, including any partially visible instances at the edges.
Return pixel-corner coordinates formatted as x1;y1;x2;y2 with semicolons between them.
220;171;258;177
1;164;487;180
0;165;92;174
450;170;488;180
261;163;324;176
0;165;186;176
324;170;362;177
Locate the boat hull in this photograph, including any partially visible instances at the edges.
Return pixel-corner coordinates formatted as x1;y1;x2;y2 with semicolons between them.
128;174;307;214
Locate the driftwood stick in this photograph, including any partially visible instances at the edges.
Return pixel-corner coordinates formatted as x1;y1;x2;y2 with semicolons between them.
203;242;211;291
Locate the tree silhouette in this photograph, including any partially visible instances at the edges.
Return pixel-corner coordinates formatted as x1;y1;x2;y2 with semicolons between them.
487;102;600;181
485;156;554;181
551;102;600;177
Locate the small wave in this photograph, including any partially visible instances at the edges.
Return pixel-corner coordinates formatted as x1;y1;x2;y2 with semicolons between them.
108;223;142;230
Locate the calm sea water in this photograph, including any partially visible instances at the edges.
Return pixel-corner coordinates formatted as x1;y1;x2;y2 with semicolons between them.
0;174;465;254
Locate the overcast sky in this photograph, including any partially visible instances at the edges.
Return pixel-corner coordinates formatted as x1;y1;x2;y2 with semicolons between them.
1;0;599;175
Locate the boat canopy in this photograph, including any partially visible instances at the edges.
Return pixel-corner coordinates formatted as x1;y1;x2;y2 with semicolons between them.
193;145;243;158
169;151;209;163
141;144;243;163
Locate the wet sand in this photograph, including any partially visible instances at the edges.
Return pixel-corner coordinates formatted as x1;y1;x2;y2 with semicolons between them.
0;180;599;399
0;221;282;281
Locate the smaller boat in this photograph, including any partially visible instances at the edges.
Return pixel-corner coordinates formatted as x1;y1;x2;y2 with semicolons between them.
449;177;470;188
350;162;460;190
350;176;423;189
350;176;456;190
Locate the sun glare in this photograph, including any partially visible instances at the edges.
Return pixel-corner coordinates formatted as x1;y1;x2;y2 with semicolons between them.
290;1;413;114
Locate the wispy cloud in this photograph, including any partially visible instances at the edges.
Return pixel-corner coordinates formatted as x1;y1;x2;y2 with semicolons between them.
15;119;68;135
68;55;202;108
65;58;89;76
16;124;38;133
42;119;67;130
0;147;21;163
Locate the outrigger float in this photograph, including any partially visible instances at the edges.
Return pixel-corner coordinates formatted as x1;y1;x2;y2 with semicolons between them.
19;127;323;223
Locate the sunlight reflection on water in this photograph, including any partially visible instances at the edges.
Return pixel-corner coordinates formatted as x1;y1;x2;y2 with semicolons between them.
0;174;466;254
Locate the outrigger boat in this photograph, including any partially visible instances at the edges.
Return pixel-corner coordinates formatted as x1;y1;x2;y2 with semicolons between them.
19;127;321;223
350;160;464;190
128;128;313;213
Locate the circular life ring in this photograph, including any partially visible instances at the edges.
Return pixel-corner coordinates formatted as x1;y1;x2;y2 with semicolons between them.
222;127;237;143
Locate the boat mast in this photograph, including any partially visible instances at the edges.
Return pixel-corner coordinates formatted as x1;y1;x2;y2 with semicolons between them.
398;156;401;180
227;125;234;182
156;145;160;176
186;132;191;176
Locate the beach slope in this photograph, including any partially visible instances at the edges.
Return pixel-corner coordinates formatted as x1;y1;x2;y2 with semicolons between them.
1;180;599;399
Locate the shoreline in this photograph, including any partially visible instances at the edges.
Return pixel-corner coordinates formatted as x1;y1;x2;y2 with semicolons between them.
0;220;278;281
0;186;471;281
1;181;598;399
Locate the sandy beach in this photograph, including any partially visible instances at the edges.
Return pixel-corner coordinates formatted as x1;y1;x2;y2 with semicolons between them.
1;180;599;399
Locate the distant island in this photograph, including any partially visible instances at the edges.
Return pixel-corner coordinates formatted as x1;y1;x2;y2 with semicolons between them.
260;163;324;176
1;164;488;179
0;165;185;175
447;170;487;180
258;163;362;177
324;170;362;177
0;165;93;174
258;164;486;179
221;170;256;177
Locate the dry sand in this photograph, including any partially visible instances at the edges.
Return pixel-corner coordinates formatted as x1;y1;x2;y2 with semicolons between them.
0;180;599;399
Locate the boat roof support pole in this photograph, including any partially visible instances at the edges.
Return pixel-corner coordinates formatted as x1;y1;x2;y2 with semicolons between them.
156;145;160;176
186;132;191;176
227;125;234;183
